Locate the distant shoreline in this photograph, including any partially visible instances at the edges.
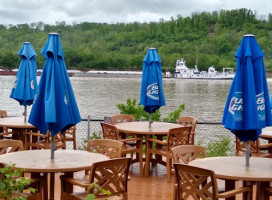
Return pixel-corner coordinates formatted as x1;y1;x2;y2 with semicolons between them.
1;69;272;79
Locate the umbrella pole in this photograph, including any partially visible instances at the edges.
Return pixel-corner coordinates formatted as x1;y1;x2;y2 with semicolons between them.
245;141;250;166
149;113;153;130
24;106;27;122
51;135;55;159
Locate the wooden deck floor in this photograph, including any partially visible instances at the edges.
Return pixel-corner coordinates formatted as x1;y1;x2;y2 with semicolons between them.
52;163;259;200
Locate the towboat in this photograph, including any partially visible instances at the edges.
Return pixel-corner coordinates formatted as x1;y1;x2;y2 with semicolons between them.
168;58;235;79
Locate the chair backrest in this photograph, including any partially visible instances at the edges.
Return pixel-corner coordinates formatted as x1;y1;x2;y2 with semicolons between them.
177;116;197;145
110;114;135;125
0;140;24;155
166;127;192;151
24;131;66;150
0;110;7;118
86;139;123;159
64;125;76;136
101;123;118;140
89;158;131;198
235;137;260;157
171;145;206;164
174;163;217;200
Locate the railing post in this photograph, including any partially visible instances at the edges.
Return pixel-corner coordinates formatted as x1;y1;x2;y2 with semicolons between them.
87;115;90;140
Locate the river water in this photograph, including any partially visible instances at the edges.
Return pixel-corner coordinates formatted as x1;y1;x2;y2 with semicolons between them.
1;75;272;122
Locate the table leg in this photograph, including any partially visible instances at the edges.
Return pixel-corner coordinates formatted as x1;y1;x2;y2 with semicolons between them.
12;128;22;140
258;181;270;200
64;172;73;193
225;180;236;200
49;173;55;200
267;139;272;154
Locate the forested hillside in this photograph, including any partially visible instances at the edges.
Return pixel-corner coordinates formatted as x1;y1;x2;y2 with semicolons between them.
1;8;272;72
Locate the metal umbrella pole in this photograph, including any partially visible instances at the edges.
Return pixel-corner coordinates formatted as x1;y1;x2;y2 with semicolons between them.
245;141;250;166
51;135;55;159
24;106;27;122
149;113;153;130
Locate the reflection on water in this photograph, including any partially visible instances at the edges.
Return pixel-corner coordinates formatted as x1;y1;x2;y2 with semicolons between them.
1;75;272;122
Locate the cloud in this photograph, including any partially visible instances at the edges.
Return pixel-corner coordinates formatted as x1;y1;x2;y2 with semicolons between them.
0;0;271;25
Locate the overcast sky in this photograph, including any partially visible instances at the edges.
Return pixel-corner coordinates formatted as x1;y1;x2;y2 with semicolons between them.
0;0;271;25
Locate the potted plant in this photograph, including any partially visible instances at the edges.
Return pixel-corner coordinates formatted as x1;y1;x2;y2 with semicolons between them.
0;164;36;200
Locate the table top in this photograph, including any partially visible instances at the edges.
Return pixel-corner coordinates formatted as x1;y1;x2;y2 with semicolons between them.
260;127;272;139
114;121;181;135
0;149;108;173
0;117;35;129
190;156;272;182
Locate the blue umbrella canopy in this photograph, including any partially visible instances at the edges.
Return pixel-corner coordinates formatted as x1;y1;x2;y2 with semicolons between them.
140;48;166;114
10;42;37;106
222;34;272;142
29;33;81;136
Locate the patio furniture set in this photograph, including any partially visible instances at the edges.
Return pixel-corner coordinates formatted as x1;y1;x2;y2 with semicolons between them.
1;113;272;199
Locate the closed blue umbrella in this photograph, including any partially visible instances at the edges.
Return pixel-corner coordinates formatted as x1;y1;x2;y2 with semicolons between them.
29;33;81;158
140;48;166;128
222;34;272;165
10;42;38;122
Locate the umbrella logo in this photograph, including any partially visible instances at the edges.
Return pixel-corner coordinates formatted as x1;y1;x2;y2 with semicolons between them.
229;92;243;121
256;92;266;121
30;80;34;89
64;89;70;105
147;83;159;100
13;78;18;89
33;89;39;104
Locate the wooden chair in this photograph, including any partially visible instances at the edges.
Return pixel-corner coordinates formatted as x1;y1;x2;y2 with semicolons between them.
7;175;43;200
110;114;135;125
63;125;77;149
0;139;24;154
145;126;192;182
260;185;272;200
60;158;131;200
171;145;206;200
172;144;206;164
0;110;18;139
235;137;272;158
0;110;7;118
0;140;43;200
86;139;123;159
173;163;252;200
24;131;66;150
110;114;138;147
177;116;197;145
101;122;143;176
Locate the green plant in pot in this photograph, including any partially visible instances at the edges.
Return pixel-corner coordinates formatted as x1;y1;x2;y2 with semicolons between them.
0;164;36;200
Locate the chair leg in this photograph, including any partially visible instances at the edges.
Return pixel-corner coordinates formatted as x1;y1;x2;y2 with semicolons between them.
166;157;172;182
73;138;76;150
173;183;177;200
145;141;150;176
138;150;144;176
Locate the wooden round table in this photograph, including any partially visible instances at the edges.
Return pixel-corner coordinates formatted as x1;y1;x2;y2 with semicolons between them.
0;117;36;141
0;117;35;129
115;121;181;176
260;127;272;140
114;121;181;135
190;156;272;200
0;149;108;200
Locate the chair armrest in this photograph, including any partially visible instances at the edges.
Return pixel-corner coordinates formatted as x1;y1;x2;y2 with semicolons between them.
60;175;89;189
217;186;251;198
259;143;272;150
0;131;17;136
25;132;46;137
120;137;142;143
146;137;167;145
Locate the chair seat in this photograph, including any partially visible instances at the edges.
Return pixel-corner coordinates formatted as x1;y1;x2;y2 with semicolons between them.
67;192;123;200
